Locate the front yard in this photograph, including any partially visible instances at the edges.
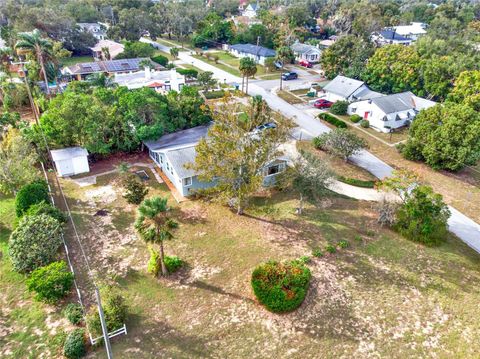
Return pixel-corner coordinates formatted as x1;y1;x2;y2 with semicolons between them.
50;163;480;358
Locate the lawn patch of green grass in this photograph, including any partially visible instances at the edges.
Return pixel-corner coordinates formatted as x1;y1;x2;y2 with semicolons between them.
61;55;93;67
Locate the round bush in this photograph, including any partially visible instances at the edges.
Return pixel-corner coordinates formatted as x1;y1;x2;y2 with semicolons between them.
63;329;87;359
87;287;127;337
64;303;84;325
330;100;349;115
9;214;63;273
27;261;74;303
251;260;311;313
360;119;370;128
26;201;67;223
15;180;49;217
164;255;184;273
350;114;362;123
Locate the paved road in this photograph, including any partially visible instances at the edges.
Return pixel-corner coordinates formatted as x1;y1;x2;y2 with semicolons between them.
144;39;480;253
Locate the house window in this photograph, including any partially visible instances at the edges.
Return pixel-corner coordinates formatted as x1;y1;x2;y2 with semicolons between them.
351;107;357;113
183;177;192;186
267;163;284;176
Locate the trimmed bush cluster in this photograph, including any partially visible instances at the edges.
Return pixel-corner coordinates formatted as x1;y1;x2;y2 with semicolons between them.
176;68;198;79
87;288;128;336
27;261;74;302
63;329;87;359
164;255;184;273
64;303;84;325
318;113;347;128
251;260;311;313
360;119;370;128
350;114;362;123
9;214;63;273
330;100;349;115
203;90;226;99
15;180;49;217
25;201;67;223
151;55;168;67
122;173;149;205
337;176;376;188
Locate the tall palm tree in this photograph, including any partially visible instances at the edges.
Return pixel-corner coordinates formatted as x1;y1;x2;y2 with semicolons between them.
15;29;53;94
135;197;178;276
239;57;257;94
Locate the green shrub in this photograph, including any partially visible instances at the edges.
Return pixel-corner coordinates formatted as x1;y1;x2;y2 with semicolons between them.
360;119;370;128
325;244;336;254
318;113;347;128
298;255;311;264
64;303;84;325
354;235;362;242
338;240;349;248
366;230;375;237
63;329;87;359
350;114;362;123
9;214;63;273
25;201;67;223
312;248;323;257
87;287;128;337
337;176;375;188
164;255;184;273
151;55;168;67
203;90;225;99
330;100;349;115
27;261;74;303
122;173;148;205
251;260;311;313
147;247;161;276
15;180;49;217
176;68;198;79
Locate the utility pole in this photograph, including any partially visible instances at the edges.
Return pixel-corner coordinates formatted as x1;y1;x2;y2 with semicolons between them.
13;61;39;124
95;286;114;359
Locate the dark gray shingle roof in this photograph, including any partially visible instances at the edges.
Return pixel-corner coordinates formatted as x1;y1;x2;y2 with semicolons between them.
164;146;197;178
230;44;276;57
143;124;210;151
371;91;416;114
379;30;411;41
323;75;365;98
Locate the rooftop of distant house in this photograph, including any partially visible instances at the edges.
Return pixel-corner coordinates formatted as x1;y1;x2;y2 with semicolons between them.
229;43;276;57
63;58;161;75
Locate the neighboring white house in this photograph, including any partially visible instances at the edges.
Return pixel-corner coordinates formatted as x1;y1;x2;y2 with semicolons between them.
291;42;321;63
321;75;383;102
90;39;125;60
371;29;413;46
114;68;185;93
392;22;427;41
242;3;260;18
228;43;276;65
50;147;90;177
347;91;437;132
77;23;107;41
144;125;288;198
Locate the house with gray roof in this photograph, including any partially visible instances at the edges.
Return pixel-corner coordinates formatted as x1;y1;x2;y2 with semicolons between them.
347;91;437;132
228;43;276;65
291;42;321;63
371;29;413;46
77;23;107;41
144;124;288;198
62;58;162;81
242;3;260;18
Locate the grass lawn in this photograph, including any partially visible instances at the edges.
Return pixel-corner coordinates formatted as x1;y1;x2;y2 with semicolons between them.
53;165;480;358
277;90;305;104
193;54;242;77
153;49;173;61
0;195;70;358
61;55;93;66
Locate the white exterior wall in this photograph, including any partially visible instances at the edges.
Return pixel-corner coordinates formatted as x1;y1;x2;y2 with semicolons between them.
294;50;321;63
228;49;270;65
72;156;90;175
348;101;415;132
55;156;89;177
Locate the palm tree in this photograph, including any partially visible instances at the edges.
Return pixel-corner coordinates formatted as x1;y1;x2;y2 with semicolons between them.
239;57;257;94
170;47;179;60
276;46;293;91
135;197;178;276
15;29;53;95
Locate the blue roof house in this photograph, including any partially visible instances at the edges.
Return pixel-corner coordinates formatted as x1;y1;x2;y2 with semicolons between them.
144;125;288;198
229;44;276;65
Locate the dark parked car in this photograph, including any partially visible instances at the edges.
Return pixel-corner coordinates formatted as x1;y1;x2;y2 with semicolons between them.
313;99;334;109
281;72;298;80
254;122;277;133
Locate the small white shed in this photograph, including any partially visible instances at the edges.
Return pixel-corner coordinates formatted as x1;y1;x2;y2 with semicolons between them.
50;147;90;177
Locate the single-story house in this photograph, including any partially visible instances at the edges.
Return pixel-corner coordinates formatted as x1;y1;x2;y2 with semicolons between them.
77;23;107;41
242;3;259;18
50;147;90;177
371;29;413;46
114;68;185;93
392;22;427;41
291;42;321;63
90;39;125;60
229;43;276;65
144;125;288;197
347;91;436;132
322;75;383;102
62;58;162;81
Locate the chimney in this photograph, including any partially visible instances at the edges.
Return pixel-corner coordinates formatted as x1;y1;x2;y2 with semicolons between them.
144;66;151;80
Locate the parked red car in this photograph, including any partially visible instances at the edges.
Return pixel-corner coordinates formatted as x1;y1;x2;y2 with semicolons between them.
314;99;333;109
298;59;313;68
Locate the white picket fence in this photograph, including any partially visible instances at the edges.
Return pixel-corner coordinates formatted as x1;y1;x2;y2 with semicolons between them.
89;324;128;345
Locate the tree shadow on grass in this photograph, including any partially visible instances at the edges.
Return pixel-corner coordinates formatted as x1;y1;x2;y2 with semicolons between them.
181;279;256;305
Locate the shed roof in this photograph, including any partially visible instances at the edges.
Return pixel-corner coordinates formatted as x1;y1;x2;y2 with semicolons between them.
230;43;276;57
323;75;365;98
50;147;88;161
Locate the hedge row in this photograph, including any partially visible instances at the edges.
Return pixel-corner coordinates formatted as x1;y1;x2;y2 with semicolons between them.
203;90;225;99
337;176;376;188
318;113;347;128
